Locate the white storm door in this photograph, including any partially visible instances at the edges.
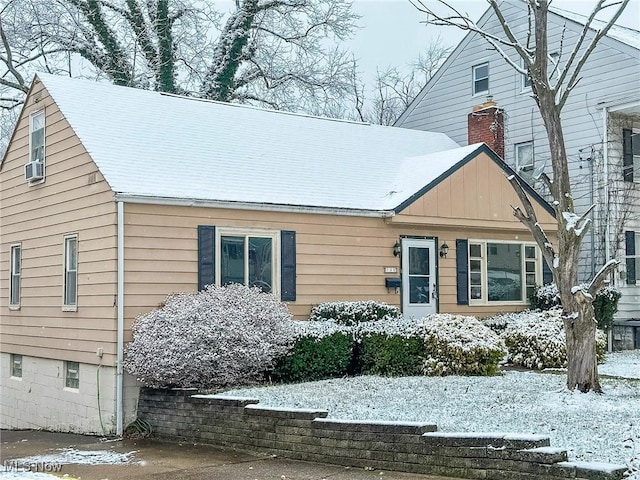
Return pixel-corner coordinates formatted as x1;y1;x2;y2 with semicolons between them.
401;238;437;318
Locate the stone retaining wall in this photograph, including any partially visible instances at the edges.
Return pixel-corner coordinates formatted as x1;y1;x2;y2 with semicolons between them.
137;388;626;480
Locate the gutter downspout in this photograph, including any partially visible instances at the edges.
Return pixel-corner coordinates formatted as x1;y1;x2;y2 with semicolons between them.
116;201;124;436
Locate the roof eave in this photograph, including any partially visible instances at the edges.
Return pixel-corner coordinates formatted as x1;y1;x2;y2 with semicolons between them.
114;193;396;218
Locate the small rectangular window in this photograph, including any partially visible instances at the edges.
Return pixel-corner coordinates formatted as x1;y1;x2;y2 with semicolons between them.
30;111;45;164
516;141;534;181
64;236;78;307
473;63;489;95
65;361;79;389
11;354;23;378
10;244;21;306
521;58;531;90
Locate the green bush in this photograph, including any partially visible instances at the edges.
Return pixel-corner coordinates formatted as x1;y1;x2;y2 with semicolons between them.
421;315;506;376
530;284;621;331
357;320;425;377
592;286;622;332
499;309;607;369
310;301;400;325
271;321;353;382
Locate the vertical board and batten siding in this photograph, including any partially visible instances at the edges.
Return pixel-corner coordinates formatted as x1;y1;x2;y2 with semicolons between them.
397;2;640;283
0;81;118;366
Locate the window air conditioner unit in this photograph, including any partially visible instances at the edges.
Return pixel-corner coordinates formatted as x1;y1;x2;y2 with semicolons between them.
25;161;44;182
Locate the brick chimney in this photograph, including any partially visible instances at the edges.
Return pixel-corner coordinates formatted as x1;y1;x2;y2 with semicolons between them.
467;99;505;159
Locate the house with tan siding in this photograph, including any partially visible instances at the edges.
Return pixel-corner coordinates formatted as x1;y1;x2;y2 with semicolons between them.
0;74;555;435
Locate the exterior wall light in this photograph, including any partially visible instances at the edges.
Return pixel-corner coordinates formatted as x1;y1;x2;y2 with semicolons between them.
393;241;402;257
439;242;449;258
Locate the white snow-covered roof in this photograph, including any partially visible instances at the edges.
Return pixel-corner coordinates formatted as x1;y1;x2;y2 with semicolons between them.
550;6;640;50
35;73;482;215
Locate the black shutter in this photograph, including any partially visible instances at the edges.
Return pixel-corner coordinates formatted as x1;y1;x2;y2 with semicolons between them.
626;230;636;285
542;258;553;285
281;230;296;301
623;129;634;182
198;225;216;291
456;239;469;305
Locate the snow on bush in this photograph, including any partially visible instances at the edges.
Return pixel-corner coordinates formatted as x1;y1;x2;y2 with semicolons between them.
124;284;295;389
421;315;506;376
356;315;506;377
309;301;400;325
499;308;607;369
531;283;621;331
271;320;354;382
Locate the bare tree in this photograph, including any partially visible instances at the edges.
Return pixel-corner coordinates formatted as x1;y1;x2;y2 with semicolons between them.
413;0;630;392
350;38;450;125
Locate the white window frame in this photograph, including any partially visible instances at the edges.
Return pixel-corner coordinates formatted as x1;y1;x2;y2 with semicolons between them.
10;354;23;379
28;110;46;184
468;240;541;305
515;141;535;181
64;361;79;390
63;235;78;310
521;58;531;91
472;62;489;96
628;232;640;286
9;244;21;309
215;228;280;296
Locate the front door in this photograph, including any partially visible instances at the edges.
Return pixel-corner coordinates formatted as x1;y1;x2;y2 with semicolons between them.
401;238;437;318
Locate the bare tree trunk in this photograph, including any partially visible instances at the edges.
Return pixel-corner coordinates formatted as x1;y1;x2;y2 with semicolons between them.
566;291;601;392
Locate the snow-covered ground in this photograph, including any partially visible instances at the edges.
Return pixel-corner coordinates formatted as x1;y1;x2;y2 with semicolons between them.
223;350;640;478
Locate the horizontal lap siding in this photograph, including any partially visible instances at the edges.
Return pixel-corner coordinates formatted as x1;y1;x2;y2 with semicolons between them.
123;204;404;324
0;81;118;366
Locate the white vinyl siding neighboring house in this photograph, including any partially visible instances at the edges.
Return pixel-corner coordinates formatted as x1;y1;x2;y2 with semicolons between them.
396;2;640;323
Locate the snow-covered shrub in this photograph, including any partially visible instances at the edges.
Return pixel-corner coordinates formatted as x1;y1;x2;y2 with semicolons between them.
530;284;560;310
421;315;506;376
482;312;524;335
500;308;607;369
309;301;400;325
358;318;426;376
124;284;295;389
592;285;622;332
271;320;354;382
530;284;621;331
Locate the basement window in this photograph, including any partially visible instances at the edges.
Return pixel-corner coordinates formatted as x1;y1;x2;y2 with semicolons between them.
11;354;22;378
65;361;79;389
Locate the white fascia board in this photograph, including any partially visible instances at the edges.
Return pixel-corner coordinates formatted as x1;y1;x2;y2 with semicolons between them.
114;193;396;218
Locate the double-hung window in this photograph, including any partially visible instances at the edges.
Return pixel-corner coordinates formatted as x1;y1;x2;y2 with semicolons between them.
515;141;534;182
10;244;21;307
219;229;278;294
473;63;489;96
63;236;78;308
468;241;539;304
30;111;45;163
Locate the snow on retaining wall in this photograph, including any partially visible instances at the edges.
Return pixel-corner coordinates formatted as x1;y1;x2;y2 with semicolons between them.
136;388;626;480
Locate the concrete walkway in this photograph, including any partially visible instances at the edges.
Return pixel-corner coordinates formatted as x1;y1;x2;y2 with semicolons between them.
1;430;457;480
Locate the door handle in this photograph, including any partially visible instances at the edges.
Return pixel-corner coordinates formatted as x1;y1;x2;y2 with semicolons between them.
432;283;438;300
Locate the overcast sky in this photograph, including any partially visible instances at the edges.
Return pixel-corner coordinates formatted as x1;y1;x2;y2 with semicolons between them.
347;0;640;80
